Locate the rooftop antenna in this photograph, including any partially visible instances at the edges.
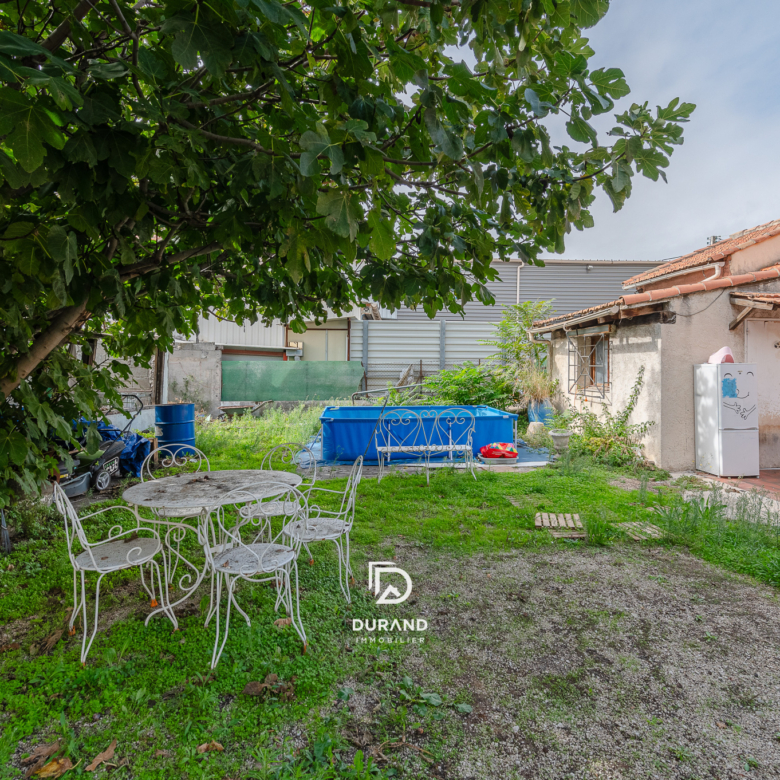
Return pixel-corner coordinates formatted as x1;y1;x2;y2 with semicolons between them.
706;235;721;246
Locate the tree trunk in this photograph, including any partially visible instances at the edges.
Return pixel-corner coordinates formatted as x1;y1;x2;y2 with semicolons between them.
0;300;89;400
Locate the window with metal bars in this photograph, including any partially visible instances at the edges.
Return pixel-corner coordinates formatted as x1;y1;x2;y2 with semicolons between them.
567;332;611;401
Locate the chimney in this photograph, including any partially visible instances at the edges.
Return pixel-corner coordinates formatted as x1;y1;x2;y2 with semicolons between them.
706;235;721;246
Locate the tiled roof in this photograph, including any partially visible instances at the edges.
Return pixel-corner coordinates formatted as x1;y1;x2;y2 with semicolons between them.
530;264;780;331
531;300;621;328
622;219;780;287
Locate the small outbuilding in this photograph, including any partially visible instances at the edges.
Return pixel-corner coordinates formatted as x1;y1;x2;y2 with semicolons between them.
529;219;780;472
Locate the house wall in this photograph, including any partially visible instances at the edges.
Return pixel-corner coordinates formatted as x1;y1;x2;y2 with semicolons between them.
661;279;780;471
728;234;780;277
549;322;664;465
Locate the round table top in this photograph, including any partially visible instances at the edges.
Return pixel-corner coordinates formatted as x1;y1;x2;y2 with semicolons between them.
122;469;302;511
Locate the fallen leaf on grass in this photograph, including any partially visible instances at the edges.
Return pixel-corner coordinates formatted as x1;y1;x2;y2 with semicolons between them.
241;674;295;702
0;642;20;653
43;630;64;654
154;750;171;758
22;742;60;776
85;739;116;772
273;617;292;628
196;741;224;754
31;757;73;778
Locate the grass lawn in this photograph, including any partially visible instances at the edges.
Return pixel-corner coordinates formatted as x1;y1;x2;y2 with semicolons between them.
1;412;780;778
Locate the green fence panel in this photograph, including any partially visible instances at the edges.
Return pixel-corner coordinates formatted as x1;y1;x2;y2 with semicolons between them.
221;360;364;402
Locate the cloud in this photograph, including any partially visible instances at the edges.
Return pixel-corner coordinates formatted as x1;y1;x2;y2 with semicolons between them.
554;0;780;260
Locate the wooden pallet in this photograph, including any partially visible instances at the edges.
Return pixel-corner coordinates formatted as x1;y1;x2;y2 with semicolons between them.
619;521;665;541
534;513;585;539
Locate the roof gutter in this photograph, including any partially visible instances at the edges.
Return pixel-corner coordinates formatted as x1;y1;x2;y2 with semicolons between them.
622;260;725;290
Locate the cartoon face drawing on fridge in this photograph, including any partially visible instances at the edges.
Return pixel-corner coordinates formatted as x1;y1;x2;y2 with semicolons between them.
719;367;757;428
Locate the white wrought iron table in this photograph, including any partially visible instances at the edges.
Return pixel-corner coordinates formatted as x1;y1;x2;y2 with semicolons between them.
122;470;302;625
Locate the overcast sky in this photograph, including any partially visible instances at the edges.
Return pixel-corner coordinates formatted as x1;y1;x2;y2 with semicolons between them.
547;0;780;262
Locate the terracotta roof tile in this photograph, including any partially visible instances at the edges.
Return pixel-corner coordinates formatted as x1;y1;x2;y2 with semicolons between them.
531;264;780;331
531;300;622;328
622;218;780;287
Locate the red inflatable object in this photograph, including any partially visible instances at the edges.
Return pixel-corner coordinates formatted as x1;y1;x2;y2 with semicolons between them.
479;442;518;459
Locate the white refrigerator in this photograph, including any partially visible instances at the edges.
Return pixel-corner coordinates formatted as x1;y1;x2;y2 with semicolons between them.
694;363;759;477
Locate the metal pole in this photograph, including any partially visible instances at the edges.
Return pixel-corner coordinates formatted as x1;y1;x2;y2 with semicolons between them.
362;320;369;392
439;319;446;371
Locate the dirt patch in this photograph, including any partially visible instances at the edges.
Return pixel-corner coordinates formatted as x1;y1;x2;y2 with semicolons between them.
365;543;780;779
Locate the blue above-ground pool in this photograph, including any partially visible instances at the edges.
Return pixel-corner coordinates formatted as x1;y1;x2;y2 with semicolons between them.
320;405;518;463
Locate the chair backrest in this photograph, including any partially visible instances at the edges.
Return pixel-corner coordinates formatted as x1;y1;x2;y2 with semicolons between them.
205;483;308;576
432;407;476;449
340;456;363;530
376;409;425;451
141;444;210;482
308;456;363;531
262;442;317;493
52;482;87;563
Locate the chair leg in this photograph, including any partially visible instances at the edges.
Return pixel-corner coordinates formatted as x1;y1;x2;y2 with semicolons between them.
333;537;351;603
69;569;80;636
204;569;218;628
210;573;236;669
230;585;252;627
146;559;178;630
139;563;154;603
285;562;307;650
303;542;314;565
81;571;106;664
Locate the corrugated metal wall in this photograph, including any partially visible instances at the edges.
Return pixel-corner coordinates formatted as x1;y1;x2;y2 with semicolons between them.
395;260;662;321
349;320;497;390
518;262;660;316
395;262;519;321
192;315;286;349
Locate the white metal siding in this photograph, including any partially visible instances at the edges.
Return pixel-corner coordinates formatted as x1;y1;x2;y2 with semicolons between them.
395;262;519;322
350;321;440;363
192;315;286;349
350;320;495;366
519;262;660;316
445;321;496;364
395;260;663;321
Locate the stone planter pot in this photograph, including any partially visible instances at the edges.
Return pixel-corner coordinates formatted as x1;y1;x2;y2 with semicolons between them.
550;429;572;458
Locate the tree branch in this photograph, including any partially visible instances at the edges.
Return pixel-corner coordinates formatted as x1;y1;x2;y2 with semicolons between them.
1;299;90;399
41;0;99;52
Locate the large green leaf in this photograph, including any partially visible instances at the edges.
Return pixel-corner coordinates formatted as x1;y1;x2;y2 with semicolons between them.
367;210;395;260
424;107;463;160
316;190;361;240
570;0;610;27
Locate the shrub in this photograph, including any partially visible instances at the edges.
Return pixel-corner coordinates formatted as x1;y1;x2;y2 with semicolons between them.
423;362;515;409
7;496;61;540
564;366;654;466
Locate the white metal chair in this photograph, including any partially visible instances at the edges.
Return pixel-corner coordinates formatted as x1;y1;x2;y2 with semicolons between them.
52;482;175;663
249;443;318;555
139;444;212;588
201;483;308;668
281;457;362;603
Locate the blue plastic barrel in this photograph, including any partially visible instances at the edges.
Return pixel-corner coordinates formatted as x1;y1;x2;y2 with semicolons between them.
155;403;196;455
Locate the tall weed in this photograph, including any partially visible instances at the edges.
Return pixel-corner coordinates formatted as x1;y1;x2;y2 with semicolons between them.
196;405;324;469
